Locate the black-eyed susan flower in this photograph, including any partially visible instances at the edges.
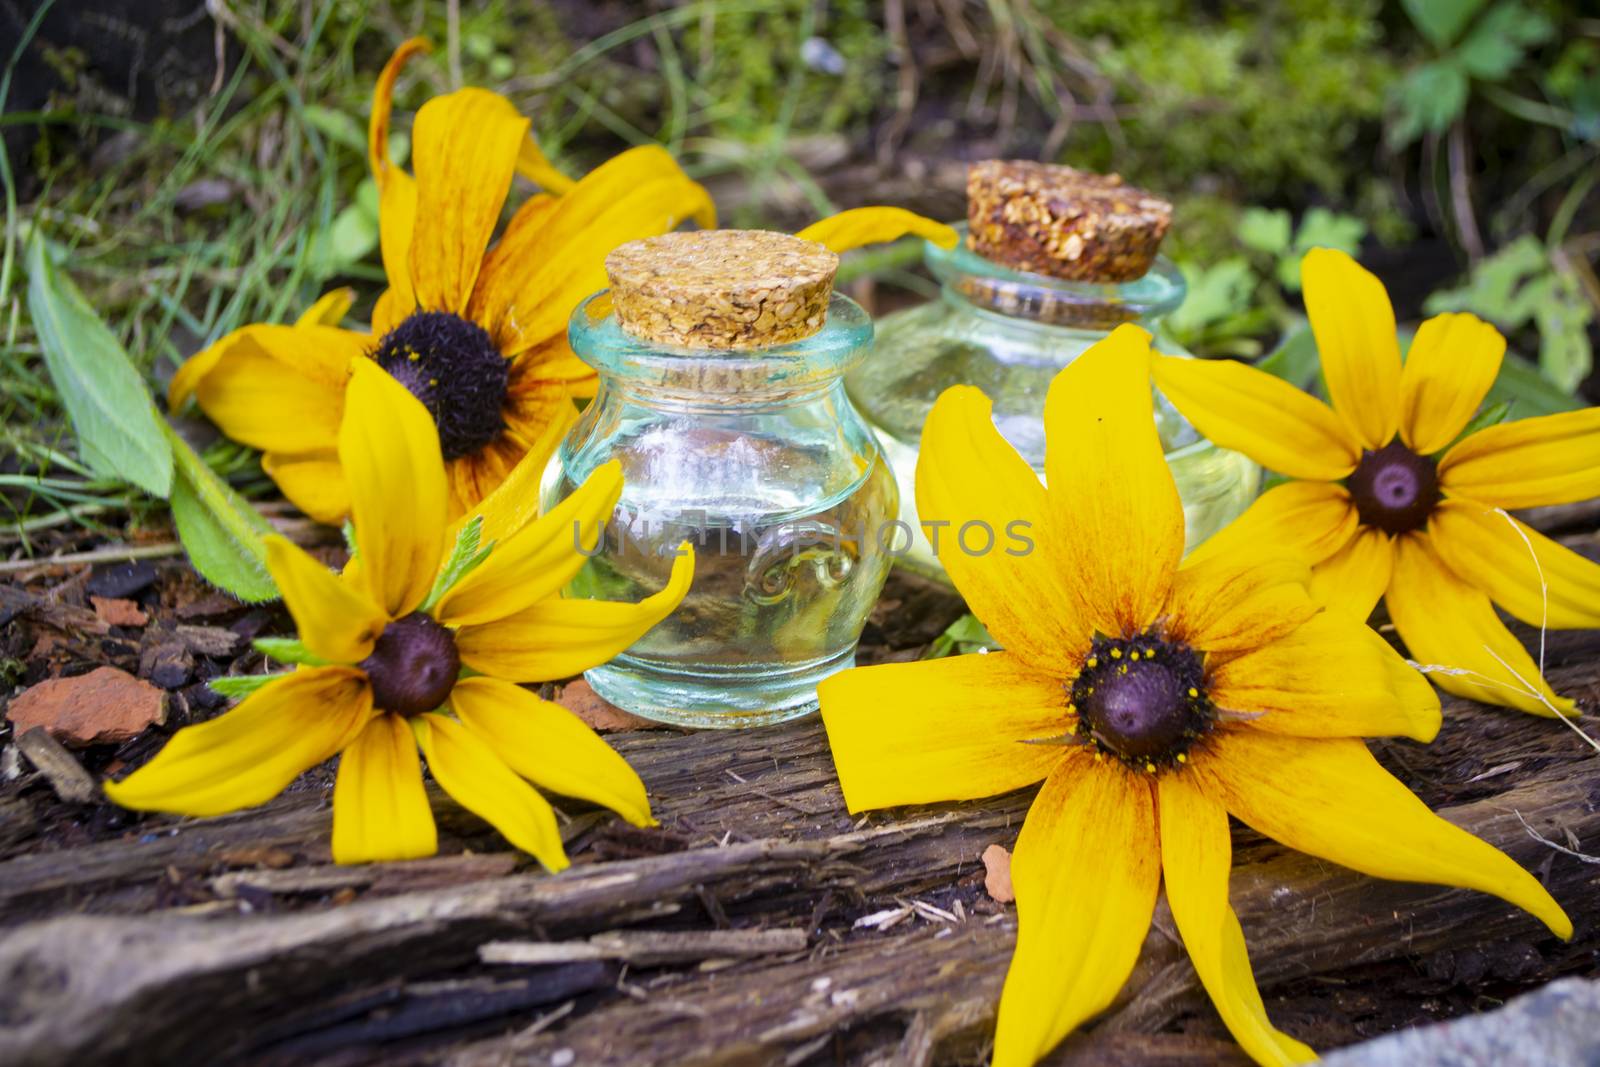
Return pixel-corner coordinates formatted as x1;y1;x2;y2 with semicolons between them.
107;360;691;867
168;38;716;521
1153;247;1600;716
819;325;1570;1067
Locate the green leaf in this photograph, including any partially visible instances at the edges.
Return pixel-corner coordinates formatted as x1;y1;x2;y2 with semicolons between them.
1423;235;1548;324
165;424;279;603
1167;258;1258;338
253;636;329;666
1279;209;1367;290
1238;208;1291;256
419;515;493;613
1402;0;1489;46
1389;61;1470;148
1457;399;1510;440
1456;3;1552;80
307;177;381;275
25;233;173;497
922;613;999;659
1533;272;1594;392
1485;353;1583;416
1421;236;1593;392
209;673;289;700
301;105;368;153
1255;321;1321;390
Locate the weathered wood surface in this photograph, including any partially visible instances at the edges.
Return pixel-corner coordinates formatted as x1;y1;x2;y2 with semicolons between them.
2;522;1599;1066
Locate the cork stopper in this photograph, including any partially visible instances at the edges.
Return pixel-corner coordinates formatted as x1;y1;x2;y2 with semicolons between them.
966;160;1172;283
605;230;839;349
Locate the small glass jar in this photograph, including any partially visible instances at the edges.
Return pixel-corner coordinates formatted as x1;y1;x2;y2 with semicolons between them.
545;289;899;728
846;227;1260;579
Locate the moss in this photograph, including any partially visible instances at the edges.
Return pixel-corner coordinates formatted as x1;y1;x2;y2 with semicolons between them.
1042;0;1393;204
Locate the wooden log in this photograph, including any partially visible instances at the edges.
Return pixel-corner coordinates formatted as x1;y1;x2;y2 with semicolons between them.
0;837;863;1066
0;574;1594;1066
0;695;1595;1066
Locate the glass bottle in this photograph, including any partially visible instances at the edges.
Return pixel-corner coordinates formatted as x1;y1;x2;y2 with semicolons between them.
545;231;899;728
846;226;1260;580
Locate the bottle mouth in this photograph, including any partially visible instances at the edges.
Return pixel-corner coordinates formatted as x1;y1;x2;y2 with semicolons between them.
570;290;873;405
927;224;1186;328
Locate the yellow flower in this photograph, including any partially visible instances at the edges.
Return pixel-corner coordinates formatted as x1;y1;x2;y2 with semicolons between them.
819;325;1570;1067
1154;248;1600;715
107;360;691;868
168;38;717;522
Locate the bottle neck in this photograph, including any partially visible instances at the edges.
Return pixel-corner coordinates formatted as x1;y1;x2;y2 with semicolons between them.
927;225;1185;333
603;372;846;415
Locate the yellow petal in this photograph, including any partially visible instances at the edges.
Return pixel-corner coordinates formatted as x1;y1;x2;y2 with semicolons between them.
340;360;448;618
1439;407;1600;509
818;651;1071;813
377;170;419;326
263;535;386;663
331;712;437;864
992;754;1160;1067
295;287;356;329
454;544;692;682
464;193;562;345
795;207;959;253
1398;313;1505;455
468;145;714;354
1301;247;1402;450
436;459;622;626
451;383;578;543
1044;325;1184;636
1198;729;1572;940
407;87;529;314
1307;525;1394;620
261;450;350;526
491;172;716;356
103;667;372;816
1162;550;1316;654
450;675;653;827
526;145;713;256
1429;498;1600;630
1152;353;1360;481
369;36;430;187
1185;480;1359;569
186;325;363;453
1387;532;1575;716
1209;612;1441;742
914;384;1090;674
413;712;568;871
1158;773;1316;1067
515;133;576;195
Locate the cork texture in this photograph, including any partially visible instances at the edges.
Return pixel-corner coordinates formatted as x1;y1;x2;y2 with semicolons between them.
606;230;839;349
966;160;1172;282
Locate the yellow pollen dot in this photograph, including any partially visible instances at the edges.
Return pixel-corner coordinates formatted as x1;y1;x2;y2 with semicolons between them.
1129;650;1140;661
1065;703;1076;715
428;378;439;386
1086;656;1098;668
1187;687;1199;698
1110;648;1122;659
1145;763;1156;773
1176;753;1188;764
1094;752;1104;762
408;352;420;361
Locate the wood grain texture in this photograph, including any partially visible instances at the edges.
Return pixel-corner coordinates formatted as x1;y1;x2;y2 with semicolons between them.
1;569;1597;1067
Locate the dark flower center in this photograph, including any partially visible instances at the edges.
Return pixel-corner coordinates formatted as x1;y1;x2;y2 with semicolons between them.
1347;440;1440;534
373;310;509;461
1070;633;1212;771
359;613;460;716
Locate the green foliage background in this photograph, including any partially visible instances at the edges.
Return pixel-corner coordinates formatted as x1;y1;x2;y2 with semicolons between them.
2;0;1597;541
